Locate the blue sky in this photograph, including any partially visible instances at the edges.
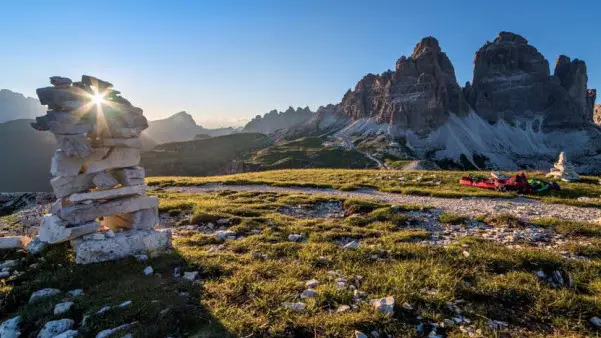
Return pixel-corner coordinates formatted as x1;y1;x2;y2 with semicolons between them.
1;0;599;127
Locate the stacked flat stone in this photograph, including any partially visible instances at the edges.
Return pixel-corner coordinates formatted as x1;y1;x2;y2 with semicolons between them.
546;152;580;182
31;75;171;264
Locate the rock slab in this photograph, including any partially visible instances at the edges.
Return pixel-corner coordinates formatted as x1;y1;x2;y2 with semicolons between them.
71;229;172;264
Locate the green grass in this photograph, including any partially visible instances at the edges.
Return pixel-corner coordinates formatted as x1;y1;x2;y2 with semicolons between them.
147;169;601;208
3;190;601;336
438;213;468;225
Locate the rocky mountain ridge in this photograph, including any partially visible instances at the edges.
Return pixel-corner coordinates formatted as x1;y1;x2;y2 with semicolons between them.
242;107;314;134
0;89;46;123
291;32;601;172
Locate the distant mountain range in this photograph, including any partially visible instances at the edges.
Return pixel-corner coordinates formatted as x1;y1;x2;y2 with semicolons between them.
0;89;45;123
145;111;238;144
242;107;314;134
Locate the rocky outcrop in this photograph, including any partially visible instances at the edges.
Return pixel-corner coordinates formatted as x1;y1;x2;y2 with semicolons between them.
339;37;468;132
468;32;595;127
594;104;601;125
242;107;314;134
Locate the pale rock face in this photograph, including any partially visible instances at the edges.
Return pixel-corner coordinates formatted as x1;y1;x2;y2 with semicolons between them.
70;229;172;264
66;185;145;203
38;214;100;244
84;147;140;174
110;166;145;186
546;152;580;182
55;134;92;158
37;318;74;338
101;207;158;230
0;236;31;249
92;172;118;190
281;302;306;312
58;196;159;224
0;316;21;338
183;271;199;281
51;148;110;177
51;174;96;198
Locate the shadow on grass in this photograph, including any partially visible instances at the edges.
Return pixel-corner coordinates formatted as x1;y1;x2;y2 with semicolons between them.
0;243;232;337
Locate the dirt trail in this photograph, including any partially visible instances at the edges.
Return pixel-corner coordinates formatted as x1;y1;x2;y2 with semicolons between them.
166;184;601;223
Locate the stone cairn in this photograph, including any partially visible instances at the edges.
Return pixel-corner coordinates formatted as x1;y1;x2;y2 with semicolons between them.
30;75;171;264
546;152;580;182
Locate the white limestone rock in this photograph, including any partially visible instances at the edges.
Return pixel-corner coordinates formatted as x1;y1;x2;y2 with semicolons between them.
37;318;74;338
370;296;395;315
288;234;303;242
0;316;21;338
84;148;140;175
55;134;91;158
305;279;319;288
54;301;74;315
67;185;146;203
70;229;172;264
29;288;61;303
144;266;153;275
110;166;145;186
92;172;118;190
343;240;359;249
38;214;100;244
0;236;31;249
102;207;158;230
183;271;199;281
51;148;110;177
51;174;95;199
215;230;236;240
282;302;306;312
59;196;158;224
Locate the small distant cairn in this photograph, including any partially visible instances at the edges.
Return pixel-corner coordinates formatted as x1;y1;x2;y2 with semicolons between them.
546;152;580;182
30;75;171;264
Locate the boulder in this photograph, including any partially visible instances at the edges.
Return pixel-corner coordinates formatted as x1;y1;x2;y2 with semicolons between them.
36;86;87;110
37;318;74;338
0;236;31;249
38;214;100;244
55;134;92;158
92;172;118;190
29;288;61;303
0;316;21;338
54;301;74;315
51;148;110;177
70;229;172;264
53;330;78;338
67;185;146;203
83;147;140;174
58;196;159;224
102;207;158;230
81;75;113;90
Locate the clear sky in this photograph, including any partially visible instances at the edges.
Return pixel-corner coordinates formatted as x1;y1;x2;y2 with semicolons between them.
1;0;599;127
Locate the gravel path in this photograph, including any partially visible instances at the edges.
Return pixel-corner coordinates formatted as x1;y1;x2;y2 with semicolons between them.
167;184;601;223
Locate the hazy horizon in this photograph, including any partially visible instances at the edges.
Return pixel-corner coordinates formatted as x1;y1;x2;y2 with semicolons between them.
1;0;600;126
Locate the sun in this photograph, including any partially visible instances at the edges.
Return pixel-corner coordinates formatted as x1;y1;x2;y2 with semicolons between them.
91;93;105;105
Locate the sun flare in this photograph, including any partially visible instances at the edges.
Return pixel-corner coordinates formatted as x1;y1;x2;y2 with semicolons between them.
91;93;104;105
